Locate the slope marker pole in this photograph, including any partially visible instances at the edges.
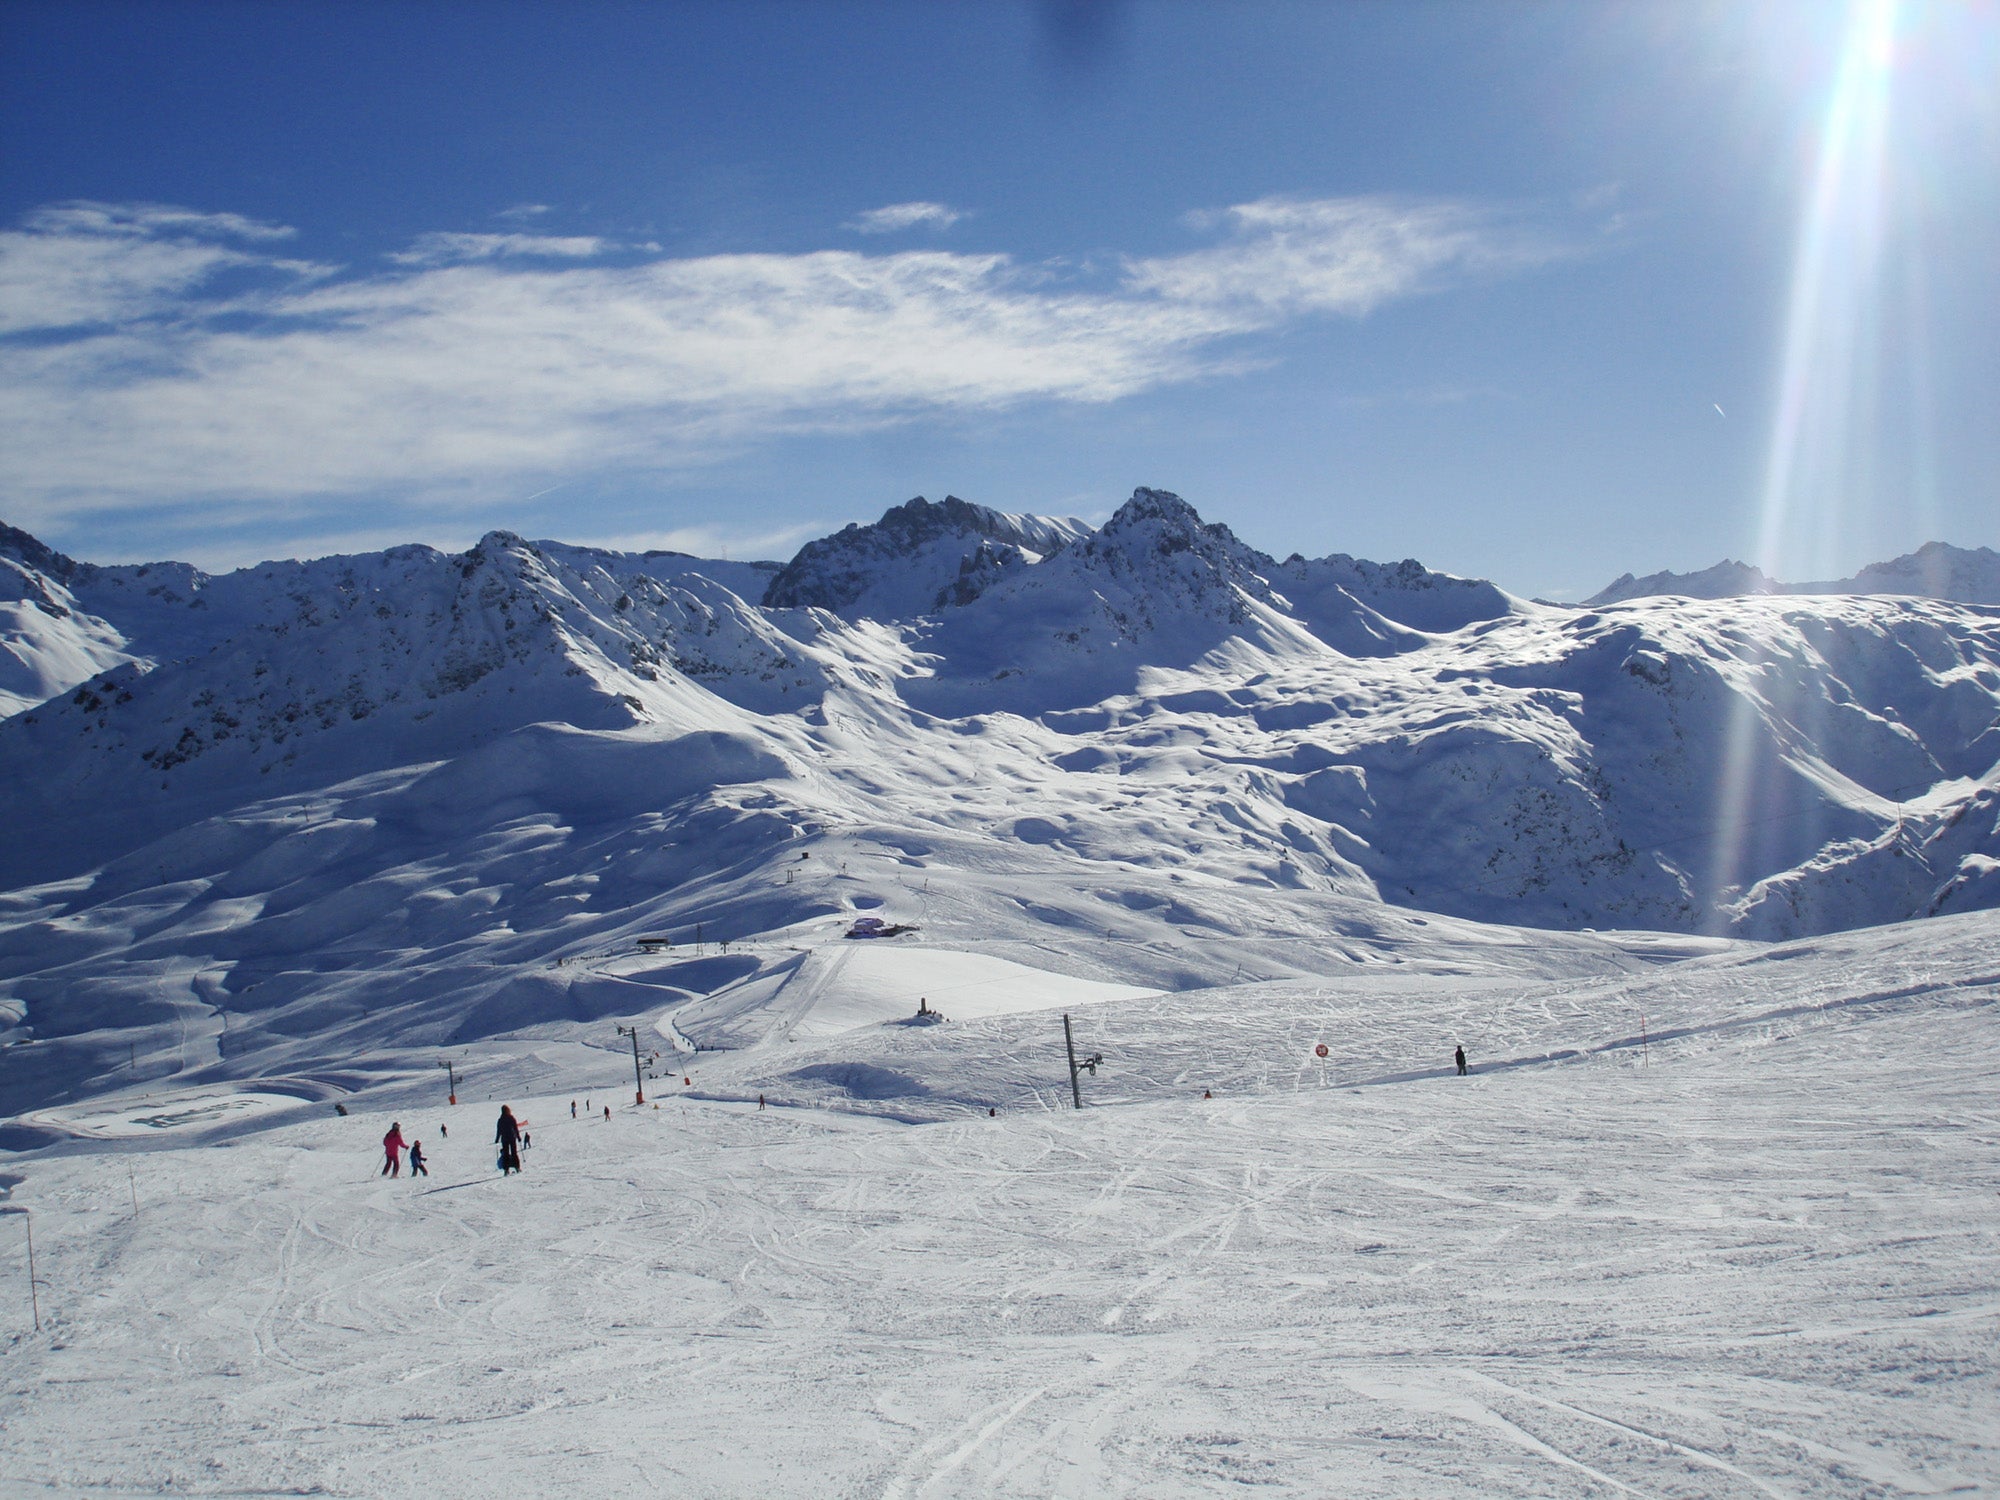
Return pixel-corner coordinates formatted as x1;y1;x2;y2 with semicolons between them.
617;1024;647;1104
5;1210;42;1332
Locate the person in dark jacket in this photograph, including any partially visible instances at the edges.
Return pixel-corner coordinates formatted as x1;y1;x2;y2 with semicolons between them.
408;1140;428;1177
1455;1045;1467;1076
495;1105;522;1174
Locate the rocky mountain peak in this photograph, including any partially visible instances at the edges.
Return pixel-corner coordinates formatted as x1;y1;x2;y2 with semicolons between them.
762;494;1089;617
1073;488;1277;603
0;520;81;583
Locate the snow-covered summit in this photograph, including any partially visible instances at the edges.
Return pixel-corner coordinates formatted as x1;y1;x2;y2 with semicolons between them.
1833;540;2000;604
1586;543;2000;607
1585;559;1779;607
761;494;1091;618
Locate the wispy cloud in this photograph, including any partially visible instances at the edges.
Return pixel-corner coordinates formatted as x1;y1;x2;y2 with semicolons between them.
494;203;554;223
1134;197;1554;315
847;201;966;234
27;202;298;243
0;201;316;335
388;232;614;267
0;195;1567;530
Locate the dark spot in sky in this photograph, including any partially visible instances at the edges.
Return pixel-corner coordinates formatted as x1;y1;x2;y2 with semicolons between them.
1037;0;1123;76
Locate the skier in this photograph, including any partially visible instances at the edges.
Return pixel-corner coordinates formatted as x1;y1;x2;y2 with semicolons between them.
495;1105;522;1174
1455;1045;1467;1076
408;1140;428;1177
571;1100;577;1119
440;1123;447;1139
381;1122;406;1177
603;1105;611;1121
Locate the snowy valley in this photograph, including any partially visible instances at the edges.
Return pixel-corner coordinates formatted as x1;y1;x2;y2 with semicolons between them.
2;490;1997;1496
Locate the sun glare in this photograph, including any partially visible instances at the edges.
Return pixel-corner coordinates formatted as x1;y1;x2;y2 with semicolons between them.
1707;0;1900;922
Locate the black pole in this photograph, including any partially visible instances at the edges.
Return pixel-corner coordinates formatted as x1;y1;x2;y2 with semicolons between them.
1064;1013;1082;1109
23;1213;39;1332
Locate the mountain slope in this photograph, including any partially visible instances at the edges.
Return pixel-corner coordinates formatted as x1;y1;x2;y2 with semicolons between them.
2;494;1998;1122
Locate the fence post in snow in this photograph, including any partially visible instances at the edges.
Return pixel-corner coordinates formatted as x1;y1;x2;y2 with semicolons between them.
3;1208;40;1332
1063;1014;1103;1109
1064;1013;1081;1108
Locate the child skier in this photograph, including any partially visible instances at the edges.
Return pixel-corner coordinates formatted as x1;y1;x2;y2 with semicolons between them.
408;1140;428;1177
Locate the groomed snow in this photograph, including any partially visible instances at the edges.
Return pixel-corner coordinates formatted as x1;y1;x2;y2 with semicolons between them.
24;1087;312;1139
671;944;1159;1046
1;910;1994;1496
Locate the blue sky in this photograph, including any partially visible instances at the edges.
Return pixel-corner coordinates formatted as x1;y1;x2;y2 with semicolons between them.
0;0;1993;599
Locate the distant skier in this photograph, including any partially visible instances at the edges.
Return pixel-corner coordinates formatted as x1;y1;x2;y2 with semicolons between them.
603;1105;611;1122
408;1140;428;1177
571;1100;577;1119
495;1105;522;1174
381;1122;406;1177
439;1123;447;1139
1455;1045;1467;1076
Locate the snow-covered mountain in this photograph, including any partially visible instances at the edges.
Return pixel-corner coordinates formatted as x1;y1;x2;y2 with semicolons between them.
2;489;1997;1123
1586;541;2000;607
0;525;143;718
761;494;1091;618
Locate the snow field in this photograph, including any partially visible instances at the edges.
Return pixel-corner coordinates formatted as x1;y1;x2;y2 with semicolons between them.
1;911;1994;1497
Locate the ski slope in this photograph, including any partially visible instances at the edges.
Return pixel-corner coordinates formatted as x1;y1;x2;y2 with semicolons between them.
2;910;1994;1497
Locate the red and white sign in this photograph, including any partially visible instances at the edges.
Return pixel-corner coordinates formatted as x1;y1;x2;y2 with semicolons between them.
1314;1043;1329;1058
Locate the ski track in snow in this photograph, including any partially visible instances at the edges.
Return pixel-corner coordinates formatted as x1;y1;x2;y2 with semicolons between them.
1;914;1995;1498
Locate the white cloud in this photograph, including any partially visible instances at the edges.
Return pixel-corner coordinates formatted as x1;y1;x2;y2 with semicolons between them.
847;201;966;234
0;195;1565;528
0;201;317;335
569;519;831;561
495;203;555;222
388;232;613;267
25;202;297;242
1128;197;1554;315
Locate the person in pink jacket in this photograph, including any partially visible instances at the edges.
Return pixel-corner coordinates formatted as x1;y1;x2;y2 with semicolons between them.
381;1122;407;1177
